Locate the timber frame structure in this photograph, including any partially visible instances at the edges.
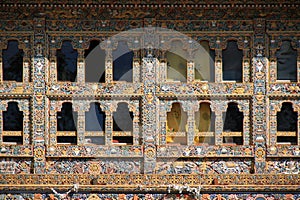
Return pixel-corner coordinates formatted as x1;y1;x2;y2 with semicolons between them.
0;1;300;199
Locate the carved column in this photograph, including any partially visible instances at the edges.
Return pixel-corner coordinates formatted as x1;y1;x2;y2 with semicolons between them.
159;60;167;83
183;101;196;146
75;101;89;145
130;101;140;145
213;101;226;145
20;100;30;145
77;49;85;83
105;109;113;145
269;101;279;146
252;18;267;173
269;60;277;83
159;101;167;145
102;40;113;83
142;56;158;174
187;61;194;83
49;101;59;146
240;101;250;145
32;17;47;173
243;37;251;83
214;38;222;83
133;59;140;83
49;40;57;83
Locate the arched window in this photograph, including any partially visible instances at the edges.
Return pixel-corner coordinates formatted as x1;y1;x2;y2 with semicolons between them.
195;102;215;145
2;40;24;82
113;102;133;145
113;41;133;82
57;40;78;82
277;102;297;145
276;40;297;82
166;102;187;145
166;40;187;82
222;40;243;82
3;102;23;144
195;40;215;82
85;40;106;83
223;102;243;145
57;102;77;144
85;102;105;145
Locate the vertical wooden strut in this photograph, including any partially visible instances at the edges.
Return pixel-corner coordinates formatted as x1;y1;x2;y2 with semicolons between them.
32;17;47;173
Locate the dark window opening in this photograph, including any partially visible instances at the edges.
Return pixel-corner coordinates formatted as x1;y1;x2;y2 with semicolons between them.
113;41;133;82
3;102;23;145
277;102;297;145
3;102;23;131
57;102;77;144
3;136;22;145
276;40;297;82
195;41;215;82
166;40;187;82
222;41;243;82
57;136;77;144
2;40;24;82
57;40;78;82
223;102;243;145
85;40;106;83
85;102;105;131
85;102;105;145
113;103;133;131
195;102;215;145
166;102;187;145
113;103;133;145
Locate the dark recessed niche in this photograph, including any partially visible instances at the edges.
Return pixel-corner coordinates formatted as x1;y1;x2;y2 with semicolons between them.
85;40;106;83
223;102;243;145
57;40;78;82
3;102;23;131
166;40;187;82
276;40;297;82
2;40;24;82
113;41;133;82
222;40;243;82
57;102;77;132
85;102;105;132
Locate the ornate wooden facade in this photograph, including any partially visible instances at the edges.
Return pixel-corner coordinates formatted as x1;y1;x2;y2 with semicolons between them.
0;1;299;199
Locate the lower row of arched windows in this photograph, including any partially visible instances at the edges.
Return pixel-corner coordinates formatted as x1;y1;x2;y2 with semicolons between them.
0;101;298;146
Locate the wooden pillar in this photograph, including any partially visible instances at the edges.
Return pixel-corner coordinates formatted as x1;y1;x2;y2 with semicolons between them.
76;101;87;145
131;101;140;145
32;17;47;173
77;49;85;83
253;18;267;173
105;110;113;145
142;56;158;174
213;101;226;145
49;101;58;146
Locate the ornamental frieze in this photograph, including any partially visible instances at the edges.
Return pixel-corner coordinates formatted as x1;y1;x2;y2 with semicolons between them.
46;145;143;158
157;145;254;158
158;83;253;96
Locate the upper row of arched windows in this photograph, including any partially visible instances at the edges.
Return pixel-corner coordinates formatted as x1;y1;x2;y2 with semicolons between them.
1;39;298;82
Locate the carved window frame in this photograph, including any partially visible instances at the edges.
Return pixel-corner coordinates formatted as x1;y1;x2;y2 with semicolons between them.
0;36;31;83
0;99;30;146
268;35;300;83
